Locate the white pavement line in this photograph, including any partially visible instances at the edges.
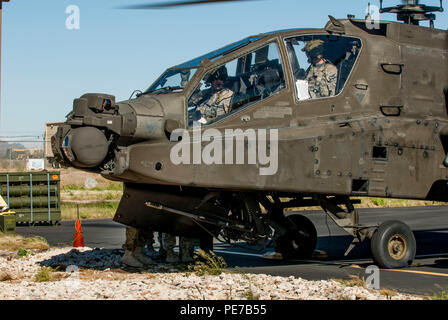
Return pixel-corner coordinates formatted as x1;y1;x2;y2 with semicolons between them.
213;250;263;258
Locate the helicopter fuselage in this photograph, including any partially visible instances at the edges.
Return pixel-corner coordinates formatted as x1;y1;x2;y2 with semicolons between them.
52;18;448;248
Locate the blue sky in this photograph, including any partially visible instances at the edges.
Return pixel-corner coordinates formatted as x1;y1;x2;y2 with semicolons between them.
1;0;447;145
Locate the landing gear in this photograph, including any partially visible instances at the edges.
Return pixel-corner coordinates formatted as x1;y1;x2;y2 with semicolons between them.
274;214;317;259
144;191;417;269
370;220;416;269
314;195;416;268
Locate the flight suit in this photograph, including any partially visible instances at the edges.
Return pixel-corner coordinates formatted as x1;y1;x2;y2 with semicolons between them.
306;61;338;99
197;88;234;123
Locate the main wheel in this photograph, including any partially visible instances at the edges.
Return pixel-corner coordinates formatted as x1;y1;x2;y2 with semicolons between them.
275;214;317;260
370;220;416;269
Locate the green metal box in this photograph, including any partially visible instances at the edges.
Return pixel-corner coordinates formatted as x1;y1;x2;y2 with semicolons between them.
0;215;16;233
0;171;61;225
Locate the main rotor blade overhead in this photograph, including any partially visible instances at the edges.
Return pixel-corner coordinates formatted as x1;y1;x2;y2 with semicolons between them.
122;0;256;9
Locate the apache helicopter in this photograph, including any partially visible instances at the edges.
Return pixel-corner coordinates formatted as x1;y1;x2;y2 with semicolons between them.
52;0;447;269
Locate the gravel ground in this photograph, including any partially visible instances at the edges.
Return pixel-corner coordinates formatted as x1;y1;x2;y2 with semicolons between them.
0;247;423;300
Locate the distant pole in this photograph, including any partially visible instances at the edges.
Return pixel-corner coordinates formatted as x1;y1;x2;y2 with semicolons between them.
43;130;46;170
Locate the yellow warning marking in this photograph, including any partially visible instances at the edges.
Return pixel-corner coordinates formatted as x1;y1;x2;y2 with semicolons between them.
349;265;448;277
384;269;448;277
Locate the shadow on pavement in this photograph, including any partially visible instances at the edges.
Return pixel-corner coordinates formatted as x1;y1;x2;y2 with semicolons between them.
220;228;448;269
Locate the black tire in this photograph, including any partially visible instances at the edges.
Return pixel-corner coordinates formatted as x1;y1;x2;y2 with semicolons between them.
370;220;416;269
275;214;317;260
199;235;214;252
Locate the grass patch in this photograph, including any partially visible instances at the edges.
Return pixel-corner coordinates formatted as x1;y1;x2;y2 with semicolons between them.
189;249;227;276
370;198;389;207
284;197;446;212
17;247;33;258
357;197;444;208
59;168;122;190
0;271;14;281
34;266;67;282
334;275;366;288
61;190;122;202
61;202;119;220
380;289;398;299
62;183;123;192
34;267;55;282
0;234;49;251
431;290;448;300
243;278;260;300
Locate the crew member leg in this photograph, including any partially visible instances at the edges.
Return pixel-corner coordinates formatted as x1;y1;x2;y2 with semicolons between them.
145;229;158;259
179;237;195;263
162;233;178;263
121;226;155;267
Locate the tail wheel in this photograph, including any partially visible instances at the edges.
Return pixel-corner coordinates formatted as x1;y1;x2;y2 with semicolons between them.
370;220;416;269
275;214;317;260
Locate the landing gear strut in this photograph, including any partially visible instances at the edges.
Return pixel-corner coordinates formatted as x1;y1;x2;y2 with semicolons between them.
314;195;416;268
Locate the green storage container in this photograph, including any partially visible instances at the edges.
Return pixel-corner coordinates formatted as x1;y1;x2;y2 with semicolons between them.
0;171;61;225
0;215;16;233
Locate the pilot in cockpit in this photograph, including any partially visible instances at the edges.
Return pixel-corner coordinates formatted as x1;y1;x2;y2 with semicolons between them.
303;39;338;99
196;66;234;124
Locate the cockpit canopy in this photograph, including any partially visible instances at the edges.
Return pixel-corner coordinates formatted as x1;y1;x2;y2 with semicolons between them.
144;36;263;94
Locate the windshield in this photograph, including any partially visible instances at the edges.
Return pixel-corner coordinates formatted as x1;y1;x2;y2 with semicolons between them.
145;35;263;94
146;68;197;93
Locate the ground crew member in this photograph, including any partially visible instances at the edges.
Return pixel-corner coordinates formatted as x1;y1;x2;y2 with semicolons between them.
121;226;155;268
162;233;195;263
303;39;338;99
122;227;195;267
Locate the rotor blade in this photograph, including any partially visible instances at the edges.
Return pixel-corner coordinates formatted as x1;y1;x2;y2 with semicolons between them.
122;0;256;9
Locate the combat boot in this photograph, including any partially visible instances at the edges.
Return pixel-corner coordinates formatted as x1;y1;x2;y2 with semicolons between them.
165;249;179;263
145;245;158;259
121;249;144;268
181;250;194;263
134;247;155;266
261;251;283;260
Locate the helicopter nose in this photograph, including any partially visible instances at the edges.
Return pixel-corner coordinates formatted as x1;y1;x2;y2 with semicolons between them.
55;126;109;168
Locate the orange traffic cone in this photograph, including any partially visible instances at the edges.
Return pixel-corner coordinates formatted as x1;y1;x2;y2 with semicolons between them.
73;219;85;247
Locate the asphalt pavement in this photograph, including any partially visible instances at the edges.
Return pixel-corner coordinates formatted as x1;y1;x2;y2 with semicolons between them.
16;205;448;296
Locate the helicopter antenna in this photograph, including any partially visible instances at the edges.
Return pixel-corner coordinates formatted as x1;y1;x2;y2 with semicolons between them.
366;2;372;20
379;0;444;28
